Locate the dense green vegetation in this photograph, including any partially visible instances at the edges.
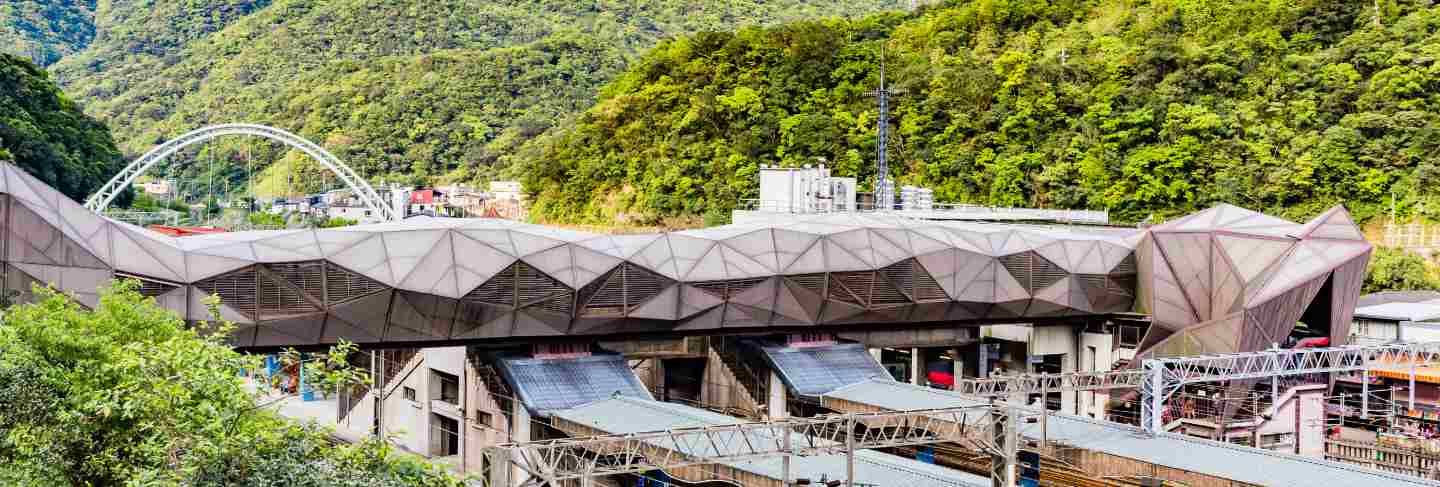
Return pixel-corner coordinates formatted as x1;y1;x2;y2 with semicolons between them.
524;0;1440;225
0;53;122;202
37;0;903;200
1364;247;1440;293
0;0;95;66
0;281;462;486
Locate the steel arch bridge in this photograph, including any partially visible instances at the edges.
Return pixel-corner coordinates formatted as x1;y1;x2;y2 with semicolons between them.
84;123;400;221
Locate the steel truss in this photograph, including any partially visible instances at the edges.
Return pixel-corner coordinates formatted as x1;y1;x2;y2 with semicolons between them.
953;369;1147;397
1141;341;1440;433
484;404;1010;487
85;123;399;221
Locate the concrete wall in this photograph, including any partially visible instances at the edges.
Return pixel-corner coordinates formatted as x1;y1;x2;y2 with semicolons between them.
380;352;430;455
1079;332;1114;419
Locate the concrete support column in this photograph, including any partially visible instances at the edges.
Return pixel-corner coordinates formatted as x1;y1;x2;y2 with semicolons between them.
910;347;922;385
1362;370;1370;419
510;399;531;486
952;347;964;385
1060;351;1076;415
768;372;789;419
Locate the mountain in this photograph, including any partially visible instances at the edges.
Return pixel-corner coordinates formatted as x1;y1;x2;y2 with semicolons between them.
0;0;97;66
521;0;1440;225
0;53;123;201
27;0;905;200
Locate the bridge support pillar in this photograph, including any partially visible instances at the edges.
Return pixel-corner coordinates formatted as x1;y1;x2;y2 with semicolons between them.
510;398;532;486
768;371;788;419
910;347;922;385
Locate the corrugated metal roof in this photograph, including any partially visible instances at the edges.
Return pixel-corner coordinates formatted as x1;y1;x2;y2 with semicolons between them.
758;343;892;397
1358;291;1440;308
1024;414;1440;487
553;397;988;487
495;354;651;416
822;381;1440;487
824;378;988;410
1353;302;1440;322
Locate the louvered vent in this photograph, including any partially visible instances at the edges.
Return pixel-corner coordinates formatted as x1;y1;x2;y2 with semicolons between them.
690;277;766;300
826;272;866;306
692;281;730;299
267;262;325;302
1108;275;1137;297
116;272;179;298
577;263;673;317
1000;252;1069;293
194;267;259;319
517;261;569;304
623;263;670;305
786;273;826;295
466;263;517;305
1112;253;1138;274
869;260;915;302
257;273;319;319
532;293;574;315
578;270;625;317
325;263;388;304
910;261;949;302
870;275;909;305
1032;254;1068;290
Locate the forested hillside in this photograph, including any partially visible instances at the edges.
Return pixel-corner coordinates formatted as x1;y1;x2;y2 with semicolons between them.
0;53;122;202
0;0;96;66
524;0;1440;226
35;0;903;198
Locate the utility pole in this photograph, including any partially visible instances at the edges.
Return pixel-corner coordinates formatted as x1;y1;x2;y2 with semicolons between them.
845;416;856;486
990;403;1018;487
867;44;894;211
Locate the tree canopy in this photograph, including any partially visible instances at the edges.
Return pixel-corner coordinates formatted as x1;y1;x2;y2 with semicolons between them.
0;53;122;202
0;281;462;486
522;0;1440;226
35;0;903;200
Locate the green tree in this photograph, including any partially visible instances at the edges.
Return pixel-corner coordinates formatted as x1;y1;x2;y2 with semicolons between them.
0;281;462;486
0;53;122;202
1364;247;1440;294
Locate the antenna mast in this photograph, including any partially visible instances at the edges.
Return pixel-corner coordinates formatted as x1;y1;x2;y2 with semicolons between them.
869;44;893;211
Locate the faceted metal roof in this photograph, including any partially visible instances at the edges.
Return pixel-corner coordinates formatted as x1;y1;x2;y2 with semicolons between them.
0;162;1371;361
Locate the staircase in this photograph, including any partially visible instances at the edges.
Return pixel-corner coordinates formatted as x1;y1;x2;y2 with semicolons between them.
339;348;420;424
710;337;768;416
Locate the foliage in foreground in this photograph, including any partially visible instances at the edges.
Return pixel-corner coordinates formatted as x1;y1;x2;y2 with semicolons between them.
525;0;1440;225
0;281;462;486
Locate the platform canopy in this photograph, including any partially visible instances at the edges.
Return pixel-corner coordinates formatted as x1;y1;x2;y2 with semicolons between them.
0;162;1369;359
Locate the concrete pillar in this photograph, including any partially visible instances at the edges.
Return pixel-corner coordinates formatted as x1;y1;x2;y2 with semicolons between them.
1060;351;1076;415
952;347;964;386
768;372;789;419
910;347;923;385
510;398;531;486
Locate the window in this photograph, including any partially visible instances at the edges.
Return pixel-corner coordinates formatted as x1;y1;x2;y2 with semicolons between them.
430;413;460;457
403;386;417;402
432;371;460;405
476;410;493;427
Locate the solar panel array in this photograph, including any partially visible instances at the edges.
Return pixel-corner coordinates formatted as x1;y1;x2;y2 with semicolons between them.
496;354;652;416
760;342;892;397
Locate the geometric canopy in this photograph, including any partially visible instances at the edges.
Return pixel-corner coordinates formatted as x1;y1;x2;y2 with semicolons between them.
0;161;1369;357
1133;204;1372;361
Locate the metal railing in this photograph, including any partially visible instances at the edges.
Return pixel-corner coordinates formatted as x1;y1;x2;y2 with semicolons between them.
737;199;1110;224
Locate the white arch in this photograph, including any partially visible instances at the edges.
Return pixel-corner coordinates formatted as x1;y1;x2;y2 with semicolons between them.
85;123;400;221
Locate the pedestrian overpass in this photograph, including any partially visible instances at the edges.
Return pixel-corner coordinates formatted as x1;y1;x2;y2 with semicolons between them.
0;161;1371;363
